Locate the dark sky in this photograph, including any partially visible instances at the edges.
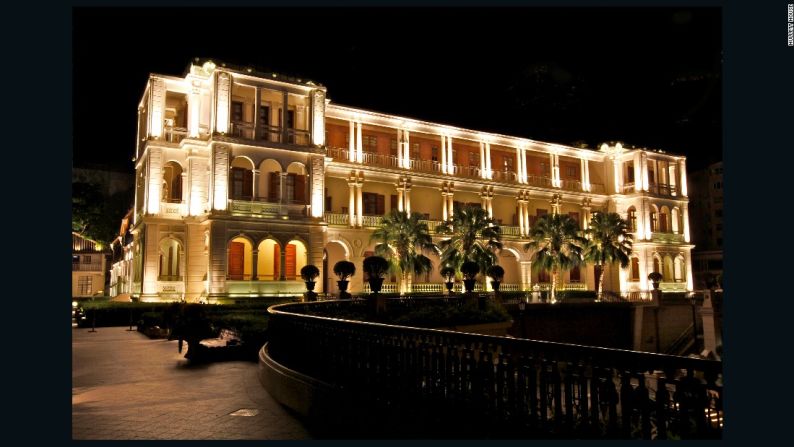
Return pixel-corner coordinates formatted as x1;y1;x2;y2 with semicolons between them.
73;7;721;172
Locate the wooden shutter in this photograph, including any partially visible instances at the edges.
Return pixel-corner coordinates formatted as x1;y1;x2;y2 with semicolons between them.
391;195;398;212
243;170;253;199
294;175;306;204
285;244;296;280
376;194;385;215
568;212;580;225
268;172;279;202
173;174;182;201
570;266;581;282
228;242;244;280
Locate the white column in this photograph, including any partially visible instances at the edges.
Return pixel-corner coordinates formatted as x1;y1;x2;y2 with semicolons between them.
684;250;694;291
348;181;356;227
405;187;411;214
441;191;448;220
549;153;557;187
641;152;649;191
679;159;688;197
634;153;642;192
522;149;529;183
682;204;691;242
279;172;287;205
252;87;262;140
403;130;411;169
523;202;531;233
356;122;363;163
520;261;532;291
440;135;447;174
643;199;651;240
581;158;590;192
348;121;356;162
356;182;363;227
518;199;526;236
669;164;678;195
480;142;487;178
251;169;259;201
613;157;622;194
447;136;455;175
485;142;493;179
448;193;454;217
516;147;524;183
187;83;201;138
397;184;404;212
487;194;493;219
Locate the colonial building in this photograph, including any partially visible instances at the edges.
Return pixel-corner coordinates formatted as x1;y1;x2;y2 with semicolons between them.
72;233;110;298
113;60;694;302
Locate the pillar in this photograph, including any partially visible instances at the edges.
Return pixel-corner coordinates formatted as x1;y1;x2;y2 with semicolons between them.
684;249;694;291
356;122;363;163
516;147;524;183
447;136;455;175
356;181;363;227
441;191;448;221
642;199;651;240
487;191;493;218
447;186;454;218
279;172;287;205
251;249;259;280
613;156;622;194
403;129;411;169
581;158;590;192
550;153;558;187
440;135;447;174
253;87;262;140
281;91;289;143
520;261;532;291
678;159;688;197
682;204;691;243
348;180;356;227
187;81;201;138
251;169;259;201
634;152;642;192
480;142;487;179
582;201;591;231
640;152;649;191
517;198;526;236
279;245;287;281
485;142;493;179
405;186;411;214
349;121;356;162
397;184;404;212
180;172;188;205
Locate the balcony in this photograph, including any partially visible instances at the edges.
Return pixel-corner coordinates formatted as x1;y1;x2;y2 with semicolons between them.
526;174;554;188
229;122;312;146
229;199;308;218
163;126;188;144
622;182;677;197
72;263;103;272
651;232;686;244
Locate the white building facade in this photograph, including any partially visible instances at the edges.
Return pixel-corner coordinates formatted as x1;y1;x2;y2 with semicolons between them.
115;60;694;302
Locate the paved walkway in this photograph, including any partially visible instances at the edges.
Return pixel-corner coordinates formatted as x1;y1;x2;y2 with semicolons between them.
72;327;313;440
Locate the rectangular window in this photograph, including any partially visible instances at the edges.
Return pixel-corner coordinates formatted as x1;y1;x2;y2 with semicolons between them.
504;155;513;172
362;135;378;153
362;192;385;215
390;138;398;157
431;147;439;162
626;162;635;182
566;165;576;178
411;143;420;159
469;151;480;167
259;105;270;126
539;162;548;176
78;276;92;295
231;101;243;122
390;194;398;211
82;255;92;264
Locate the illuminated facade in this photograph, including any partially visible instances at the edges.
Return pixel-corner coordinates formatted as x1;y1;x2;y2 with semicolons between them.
72;233;109;298
115;60;694;302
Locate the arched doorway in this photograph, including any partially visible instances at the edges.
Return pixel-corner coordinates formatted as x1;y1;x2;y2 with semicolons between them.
230;157;255;200
324;241;349;294
227;236;253;280
162;161;183;203
256;239;280;281
158;238;182;281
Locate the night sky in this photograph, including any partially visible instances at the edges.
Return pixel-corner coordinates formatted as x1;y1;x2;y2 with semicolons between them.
73;7;721;172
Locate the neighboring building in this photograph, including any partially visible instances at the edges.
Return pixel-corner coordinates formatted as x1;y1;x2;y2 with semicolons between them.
72;233;110;298
688;161;723;289
112;60;695;302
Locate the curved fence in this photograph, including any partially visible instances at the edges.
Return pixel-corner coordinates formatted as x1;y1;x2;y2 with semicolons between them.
266;299;722;439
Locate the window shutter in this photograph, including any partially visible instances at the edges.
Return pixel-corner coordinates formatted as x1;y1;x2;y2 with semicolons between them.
268;172;279;202
273;244;280;280
376;194;385;215
294;175;306;203
243;170;253;199
390;195;398;211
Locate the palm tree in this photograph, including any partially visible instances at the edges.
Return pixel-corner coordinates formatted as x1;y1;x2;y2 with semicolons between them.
436;205;502;283
524;213;587;303
584;211;633;296
370;210;438;294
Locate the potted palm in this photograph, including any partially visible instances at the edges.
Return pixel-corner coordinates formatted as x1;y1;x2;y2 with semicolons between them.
300;264;320;302
333;260;356;300
440;265;456;294
460;260;480;293
486;264;505;293
363;255;390;314
648;271;663;290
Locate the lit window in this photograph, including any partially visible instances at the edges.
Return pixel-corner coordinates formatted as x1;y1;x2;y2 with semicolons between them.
78;276;92;295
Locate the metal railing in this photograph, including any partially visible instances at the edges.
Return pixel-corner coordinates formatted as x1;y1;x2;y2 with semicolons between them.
163;126;187;144
267;300;723;439
324;212;349;226
72;263;103;272
622;182;636;194
560;178;582;191
492;170;518;183
526;174;554;188
230;121;254;139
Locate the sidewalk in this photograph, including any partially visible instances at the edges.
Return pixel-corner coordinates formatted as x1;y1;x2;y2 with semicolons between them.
72;327;313;440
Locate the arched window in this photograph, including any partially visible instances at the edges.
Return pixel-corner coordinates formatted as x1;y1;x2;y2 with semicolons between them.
228;237;253;280
659;206;670;233
569;266;581;283
630;257;640;281
674;256;684;282
649;209;658;232
230;157;254;200
162;162;183;203
653;257;660;275
158;239;182;281
538;269;550;283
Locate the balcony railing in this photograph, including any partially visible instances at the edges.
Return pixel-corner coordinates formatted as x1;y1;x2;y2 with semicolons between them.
651;232;686;244
500;225;521;237
72;263;102;272
589;182;606;194
362;151;400;168
526;174;554;188
163;126;188;144
622;182;636;193
361;215;384;228
230;122;311;146
256;124;282;143
560;178;582;191
230;121;254;139
492;170;517;183
267;300;723;439
324;213;349;226
229;200;307;218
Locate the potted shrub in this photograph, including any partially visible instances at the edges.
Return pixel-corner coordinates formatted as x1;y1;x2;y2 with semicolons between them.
300;264;320;302
460;261;480;293
486;264;505;293
440;265;456;294
363;256;390;314
648;271;663;290
333;260;356;300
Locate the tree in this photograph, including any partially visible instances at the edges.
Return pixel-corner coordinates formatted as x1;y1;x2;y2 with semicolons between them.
72;181;132;247
436;205;502;283
370;210;438;294
583;212;634;295
524;213;587;303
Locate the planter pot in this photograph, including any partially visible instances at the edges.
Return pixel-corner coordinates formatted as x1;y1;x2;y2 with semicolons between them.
651;282;660;290
337;280;351;300
463;279;477;293
490;280;501;293
305;281;316;292
444;281;454;293
368;277;384;294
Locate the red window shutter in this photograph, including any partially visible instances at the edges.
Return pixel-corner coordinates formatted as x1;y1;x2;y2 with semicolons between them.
570;266;581;282
243;170;253;199
376;195;385;215
268;172;279;202
285;244;296;280
294;175;306;204
228;242;244;280
391;195;397;211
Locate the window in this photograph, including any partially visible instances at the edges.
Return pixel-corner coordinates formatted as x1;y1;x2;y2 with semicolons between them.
230;168;253;200
390;139;398;157
286;173;306;204
565;165;576;178
431;147;439;162
650;210;658;232
362;192;385;215
231;101;243;122
570;266;581;282
503;155;513;172
390;194;398;211
630;258;640;281
627;208;637;232
469;151;480;167
78;276;92;295
626;163;635;182
362;135;378;153
286;110;295;129
411;143;420;159
539;161;548;176
82;255;92;264
259;105;270;126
